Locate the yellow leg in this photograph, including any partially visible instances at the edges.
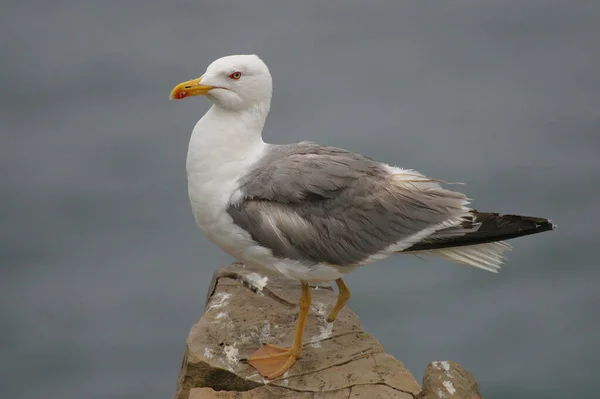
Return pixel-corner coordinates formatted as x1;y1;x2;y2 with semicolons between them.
248;282;311;379
326;278;351;323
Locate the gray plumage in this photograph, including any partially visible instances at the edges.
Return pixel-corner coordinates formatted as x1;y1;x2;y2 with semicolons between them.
227;142;469;266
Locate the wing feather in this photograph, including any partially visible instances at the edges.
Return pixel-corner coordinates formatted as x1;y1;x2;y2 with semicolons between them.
228;144;470;266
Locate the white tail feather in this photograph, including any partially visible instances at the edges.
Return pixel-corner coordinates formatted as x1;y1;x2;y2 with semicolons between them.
422;241;512;273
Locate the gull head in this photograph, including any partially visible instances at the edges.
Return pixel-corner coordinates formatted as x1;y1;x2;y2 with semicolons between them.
170;54;272;111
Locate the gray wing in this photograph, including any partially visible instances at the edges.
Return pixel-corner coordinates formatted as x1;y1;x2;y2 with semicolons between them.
227;143;469;266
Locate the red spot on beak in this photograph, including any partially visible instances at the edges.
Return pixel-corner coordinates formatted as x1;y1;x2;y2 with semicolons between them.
175;91;188;99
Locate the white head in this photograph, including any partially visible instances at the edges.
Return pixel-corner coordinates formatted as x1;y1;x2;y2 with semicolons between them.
170;54;272;111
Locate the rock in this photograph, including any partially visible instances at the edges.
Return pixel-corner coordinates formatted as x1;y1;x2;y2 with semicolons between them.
417;361;483;399
173;262;421;398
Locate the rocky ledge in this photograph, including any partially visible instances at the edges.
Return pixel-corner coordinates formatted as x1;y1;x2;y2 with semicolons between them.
173;263;483;398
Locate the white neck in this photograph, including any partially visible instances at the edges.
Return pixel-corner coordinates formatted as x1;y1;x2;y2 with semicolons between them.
186;101;270;224
186;101;270;174
188;101;269;165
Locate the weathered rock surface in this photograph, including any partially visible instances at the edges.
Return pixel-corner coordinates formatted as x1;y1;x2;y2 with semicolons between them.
417;361;483;399
173;263;486;398
173;263;421;398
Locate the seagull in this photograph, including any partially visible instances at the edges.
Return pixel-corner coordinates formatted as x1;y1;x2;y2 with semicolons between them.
170;54;555;379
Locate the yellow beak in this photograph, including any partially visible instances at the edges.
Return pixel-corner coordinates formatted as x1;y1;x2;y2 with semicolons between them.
170;76;216;100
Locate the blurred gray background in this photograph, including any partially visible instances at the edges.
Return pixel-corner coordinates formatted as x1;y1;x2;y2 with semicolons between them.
1;1;599;398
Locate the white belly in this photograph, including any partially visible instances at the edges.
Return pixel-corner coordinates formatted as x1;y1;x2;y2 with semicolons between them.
189;184;344;283
185;130;281;275
187;172;258;260
185;112;344;283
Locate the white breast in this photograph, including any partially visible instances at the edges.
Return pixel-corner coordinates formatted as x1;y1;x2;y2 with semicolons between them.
185;104;273;264
185;104;346;283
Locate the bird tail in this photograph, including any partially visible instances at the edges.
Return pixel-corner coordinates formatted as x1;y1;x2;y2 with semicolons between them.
401;212;556;272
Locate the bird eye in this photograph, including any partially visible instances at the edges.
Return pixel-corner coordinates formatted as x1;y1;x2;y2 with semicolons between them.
229;71;242;80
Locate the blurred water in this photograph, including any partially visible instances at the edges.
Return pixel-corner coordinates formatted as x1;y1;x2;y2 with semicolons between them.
1;1;599;398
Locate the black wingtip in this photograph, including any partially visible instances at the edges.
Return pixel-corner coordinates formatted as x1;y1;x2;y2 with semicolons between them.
403;211;556;252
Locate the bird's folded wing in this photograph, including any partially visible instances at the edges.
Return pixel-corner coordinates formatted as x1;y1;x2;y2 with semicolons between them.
227;144;471;266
